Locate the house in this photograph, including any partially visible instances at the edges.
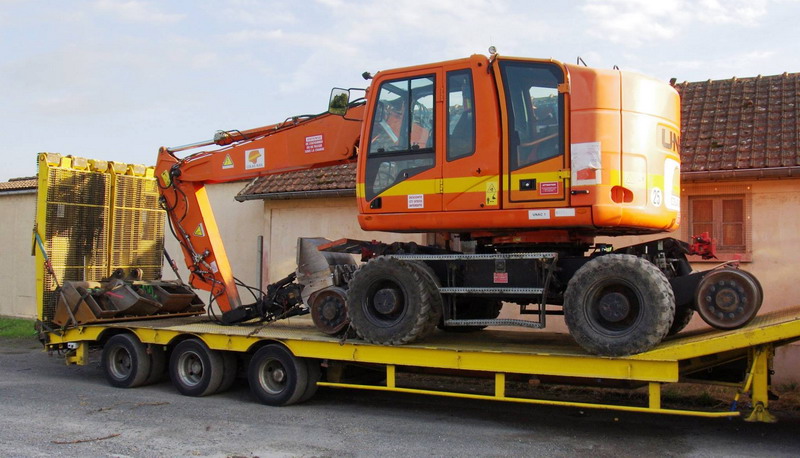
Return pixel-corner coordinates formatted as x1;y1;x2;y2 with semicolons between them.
0;177;38;318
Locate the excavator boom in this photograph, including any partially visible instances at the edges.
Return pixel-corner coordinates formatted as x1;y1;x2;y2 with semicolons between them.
156;105;364;313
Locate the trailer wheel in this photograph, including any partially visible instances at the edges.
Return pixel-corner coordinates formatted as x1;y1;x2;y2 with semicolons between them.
248;345;308;406
102;333;152;388
144;344;167;385
298;359;323;403
564;254;675;356
667;306;694;336
169;339;224;397
695;268;762;330
347;257;436;345
217;351;238;393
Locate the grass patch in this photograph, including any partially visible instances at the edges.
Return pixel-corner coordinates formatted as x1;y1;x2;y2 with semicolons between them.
0;316;36;338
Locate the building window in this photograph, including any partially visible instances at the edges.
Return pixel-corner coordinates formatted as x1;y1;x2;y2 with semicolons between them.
688;194;750;260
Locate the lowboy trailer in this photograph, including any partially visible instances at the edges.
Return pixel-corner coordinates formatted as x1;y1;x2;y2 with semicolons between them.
42;305;800;423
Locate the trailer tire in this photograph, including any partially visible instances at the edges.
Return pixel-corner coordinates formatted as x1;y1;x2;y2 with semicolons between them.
564;254;675;356
347;257;436;345
216;351;238;394
667;306;694;336
144;344;167;385
248;345;308;406
102;333;152;388
169;339;224;397
298;359;322;403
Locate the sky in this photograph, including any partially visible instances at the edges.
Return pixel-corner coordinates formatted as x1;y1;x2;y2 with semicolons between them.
1;0;799;181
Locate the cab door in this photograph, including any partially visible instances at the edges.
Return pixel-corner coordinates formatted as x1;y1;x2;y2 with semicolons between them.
440;61;502;212
495;60;570;210
360;71;442;214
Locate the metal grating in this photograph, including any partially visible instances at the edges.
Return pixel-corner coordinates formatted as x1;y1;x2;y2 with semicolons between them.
35;155;166;324
110;174;165;280
41;168;110;322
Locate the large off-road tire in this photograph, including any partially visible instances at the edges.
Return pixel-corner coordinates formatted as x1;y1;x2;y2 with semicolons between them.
102;333;152;388
347;257;437;345
564;254;675;356
169;339;224;397
667;305;695;336
405;260;443;335
248;345;309;406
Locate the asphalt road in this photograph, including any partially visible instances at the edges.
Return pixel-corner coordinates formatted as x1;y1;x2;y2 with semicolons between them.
2;337;800;458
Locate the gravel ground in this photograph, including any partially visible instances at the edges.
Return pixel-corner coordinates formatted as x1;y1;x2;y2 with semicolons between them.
2;337;800;457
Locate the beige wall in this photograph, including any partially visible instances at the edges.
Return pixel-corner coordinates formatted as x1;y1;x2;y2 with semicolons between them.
592;178;800;383
0;192;37;318
162;182;264;305
162;185;425;312
262;198;426;283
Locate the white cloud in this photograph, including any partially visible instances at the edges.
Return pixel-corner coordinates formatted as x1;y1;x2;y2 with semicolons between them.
93;0;184;24
580;0;770;46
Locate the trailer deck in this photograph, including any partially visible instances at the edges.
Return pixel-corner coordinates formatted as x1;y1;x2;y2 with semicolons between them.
45;305;800;422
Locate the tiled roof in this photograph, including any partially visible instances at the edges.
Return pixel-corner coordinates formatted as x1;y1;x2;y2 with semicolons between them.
0;176;37;193
236;162;356;200
677;72;800;172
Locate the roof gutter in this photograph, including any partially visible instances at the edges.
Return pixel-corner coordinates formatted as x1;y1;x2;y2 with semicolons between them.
235;188;356;202
681;166;800;182
0;188;37;196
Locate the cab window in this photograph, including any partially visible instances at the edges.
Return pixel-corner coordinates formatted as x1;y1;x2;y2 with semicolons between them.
499;62;564;171
366;76;435;200
447;70;475;161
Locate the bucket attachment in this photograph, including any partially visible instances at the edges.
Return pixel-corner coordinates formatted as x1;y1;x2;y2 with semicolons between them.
53;279;204;327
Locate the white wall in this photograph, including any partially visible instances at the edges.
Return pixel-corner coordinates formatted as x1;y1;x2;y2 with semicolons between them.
0;192;37;318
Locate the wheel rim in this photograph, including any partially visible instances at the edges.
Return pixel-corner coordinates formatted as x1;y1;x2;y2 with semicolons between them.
256;358;287;395
362;279;408;328
310;287;349;335
176;350;204;387
108;346;133;380
586;280;643;335
696;269;761;329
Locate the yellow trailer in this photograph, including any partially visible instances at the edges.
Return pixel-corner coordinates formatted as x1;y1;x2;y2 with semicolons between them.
42;306;800;423
33;152;799;423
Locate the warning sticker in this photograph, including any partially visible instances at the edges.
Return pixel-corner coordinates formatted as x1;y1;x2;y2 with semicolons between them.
485;181;498;206
245;148;265;170
539;181;560;195
493;272;509;284
161;170;171;187
193;224;205;237
408;194;424;209
305;134;324;153
222;153;234;169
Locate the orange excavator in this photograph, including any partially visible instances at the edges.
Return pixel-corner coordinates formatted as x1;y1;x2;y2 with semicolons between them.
155;52;763;356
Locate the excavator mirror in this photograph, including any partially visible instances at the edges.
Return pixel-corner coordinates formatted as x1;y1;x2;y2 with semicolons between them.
328;88;350;116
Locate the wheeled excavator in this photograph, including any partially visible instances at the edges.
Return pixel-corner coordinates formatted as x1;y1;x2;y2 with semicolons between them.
136;52;761;356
